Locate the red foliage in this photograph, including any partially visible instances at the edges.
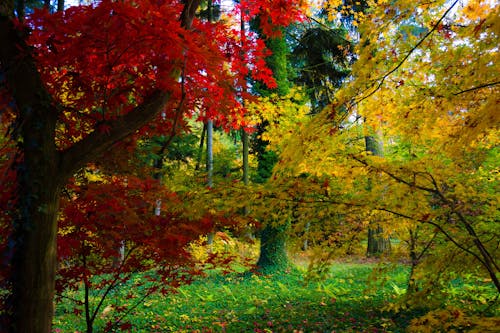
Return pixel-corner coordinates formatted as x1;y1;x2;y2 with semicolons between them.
0;0;305;327
23;0;302;147
57;174;214;292
239;0;306;37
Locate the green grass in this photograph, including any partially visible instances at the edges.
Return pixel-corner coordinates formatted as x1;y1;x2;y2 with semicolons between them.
53;263;420;332
53;261;499;332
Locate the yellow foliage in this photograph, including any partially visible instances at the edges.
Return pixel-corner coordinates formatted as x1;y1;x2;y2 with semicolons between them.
408;307;500;333
270;0;500;300
247;88;310;153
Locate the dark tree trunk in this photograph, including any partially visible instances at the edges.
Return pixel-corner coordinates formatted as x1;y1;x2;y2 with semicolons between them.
11;173;61;333
253;28;290;272
256;221;289;272
366;226;391;256
1;13;61;332
9;86;60;333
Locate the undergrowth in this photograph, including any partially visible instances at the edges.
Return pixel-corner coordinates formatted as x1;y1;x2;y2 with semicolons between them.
53;263;414;332
53;260;499;332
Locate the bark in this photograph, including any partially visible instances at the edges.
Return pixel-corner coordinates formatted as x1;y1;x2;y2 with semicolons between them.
206;120;213;187
367;226;391;256
242;129;249;186
205;119;214;249
253;26;290;272
240;11;252;239
1;14;61;332
195;124;206;170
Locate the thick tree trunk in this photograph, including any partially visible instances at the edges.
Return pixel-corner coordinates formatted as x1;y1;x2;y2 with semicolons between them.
10;183;61;333
253;30;290;270
8;75;61;333
1;12;62;332
256;221;289;272
8;81;61;333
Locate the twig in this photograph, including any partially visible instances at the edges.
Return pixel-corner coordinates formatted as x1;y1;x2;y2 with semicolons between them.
453;81;500;95
355;0;460;104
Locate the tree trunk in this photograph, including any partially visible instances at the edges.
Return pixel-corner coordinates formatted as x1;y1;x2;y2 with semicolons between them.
205;119;215;250
364;134;391;256
8;84;61;333
367;226;391;256
0;2;197;331
0;12;61;332
206;120;213;187
242;129;249;186
10;184;61;333
252;25;290;271
195;124;206;171
256;221;289;273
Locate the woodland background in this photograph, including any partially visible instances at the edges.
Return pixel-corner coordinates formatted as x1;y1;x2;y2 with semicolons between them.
0;0;498;332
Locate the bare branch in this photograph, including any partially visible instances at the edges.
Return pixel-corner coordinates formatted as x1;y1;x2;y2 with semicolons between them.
453;81;500;95
349;154;440;194
376;207;488;267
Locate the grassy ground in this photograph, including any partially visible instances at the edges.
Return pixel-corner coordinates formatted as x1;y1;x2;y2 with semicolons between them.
53;261;428;332
52;245;499;332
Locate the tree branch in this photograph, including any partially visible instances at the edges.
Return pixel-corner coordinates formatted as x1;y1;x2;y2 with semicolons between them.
453;81;500;95
376;207;488;267
355;0;460;105
180;0;201;29
349;154;439;194
60;0;202;179
58;91;170;179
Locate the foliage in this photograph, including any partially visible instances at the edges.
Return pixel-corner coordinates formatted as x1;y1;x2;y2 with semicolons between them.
2;0;499;331
408;306;500;333
275;0;500;296
290;23;352;112
0;0;306;330
57;170;217;331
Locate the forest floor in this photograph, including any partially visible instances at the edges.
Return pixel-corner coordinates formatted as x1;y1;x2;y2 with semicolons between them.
53;254;499;332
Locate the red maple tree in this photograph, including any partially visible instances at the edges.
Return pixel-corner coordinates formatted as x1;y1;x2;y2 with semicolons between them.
0;0;304;332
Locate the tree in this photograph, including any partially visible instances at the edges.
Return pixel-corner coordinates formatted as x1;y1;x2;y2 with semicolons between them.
278;0;500;297
251;23;293;273
57;171;213;333
364;129;391;256
290;23;351;113
0;0;304;331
